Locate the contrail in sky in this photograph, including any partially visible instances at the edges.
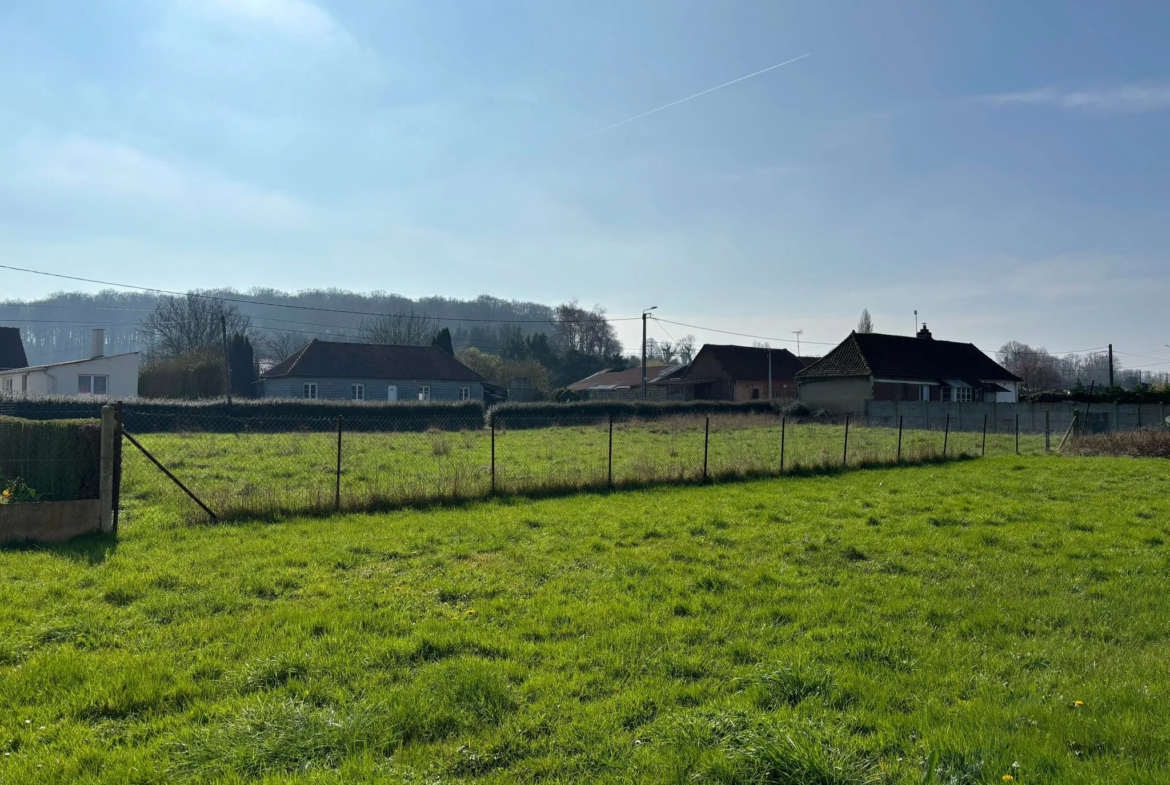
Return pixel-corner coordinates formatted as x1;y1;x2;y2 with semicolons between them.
572;53;812;141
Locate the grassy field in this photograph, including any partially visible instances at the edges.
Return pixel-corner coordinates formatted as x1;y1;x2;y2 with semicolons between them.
3;454;1168;783
120;415;1046;523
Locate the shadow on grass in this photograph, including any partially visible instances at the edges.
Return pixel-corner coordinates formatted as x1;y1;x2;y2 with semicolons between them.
194;453;984;527
0;530;119;564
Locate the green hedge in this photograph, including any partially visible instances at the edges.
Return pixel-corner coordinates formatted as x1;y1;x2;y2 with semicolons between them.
488;399;803;429
0;416;101;501
1;398;486;433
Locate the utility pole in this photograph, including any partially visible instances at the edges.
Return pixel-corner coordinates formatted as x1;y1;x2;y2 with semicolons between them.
641;306;657;400
221;314;233;406
914;310;918;335
1108;344;1114;388
792;330;803;358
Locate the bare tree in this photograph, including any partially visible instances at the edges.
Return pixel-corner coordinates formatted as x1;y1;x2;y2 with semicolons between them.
551;300;622;356
857;309;874;334
359;309;439;346
655;341;676;363
996;341;1063;392
141;293;251;359
675;335;697;364
256;331;310;363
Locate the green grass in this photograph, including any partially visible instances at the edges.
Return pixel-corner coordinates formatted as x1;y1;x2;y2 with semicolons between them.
120;415;1047;524
3;455;1168;783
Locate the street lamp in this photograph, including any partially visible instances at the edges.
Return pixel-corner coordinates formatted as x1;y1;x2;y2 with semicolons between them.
642;307;658;400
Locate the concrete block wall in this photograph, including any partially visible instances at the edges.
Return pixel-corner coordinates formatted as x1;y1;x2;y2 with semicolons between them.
865;401;1170;434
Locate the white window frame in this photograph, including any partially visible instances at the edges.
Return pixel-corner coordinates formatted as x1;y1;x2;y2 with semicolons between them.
954;385;972;403
2;378;11;392
351;384;365;401
920;385;930;402
21;375;28;392
418;385;431;401
459;386;471;401
78;375;108;395
303;382;318;399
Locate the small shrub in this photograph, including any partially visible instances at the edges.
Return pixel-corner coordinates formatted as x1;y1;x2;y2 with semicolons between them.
1063;430;1170;459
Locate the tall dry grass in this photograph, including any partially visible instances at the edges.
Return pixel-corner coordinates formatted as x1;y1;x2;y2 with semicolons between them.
1063;429;1170;459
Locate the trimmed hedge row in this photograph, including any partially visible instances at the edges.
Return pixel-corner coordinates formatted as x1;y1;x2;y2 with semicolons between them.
488;399;806;429
1;397;487;433
1025;389;1170;404
0;416;101;501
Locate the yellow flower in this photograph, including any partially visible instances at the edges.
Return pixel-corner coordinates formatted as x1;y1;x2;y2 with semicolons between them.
1003;777;1014;782
466;609;476;615
1074;700;1084;708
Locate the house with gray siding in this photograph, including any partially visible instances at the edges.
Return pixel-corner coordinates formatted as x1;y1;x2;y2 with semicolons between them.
259;340;486;402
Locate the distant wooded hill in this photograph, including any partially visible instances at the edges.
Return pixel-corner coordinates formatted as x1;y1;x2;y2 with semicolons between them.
0;289;556;366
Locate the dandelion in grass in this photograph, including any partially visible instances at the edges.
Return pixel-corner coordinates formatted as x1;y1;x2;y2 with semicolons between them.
1002;777;1014;782
1074;700;1084;708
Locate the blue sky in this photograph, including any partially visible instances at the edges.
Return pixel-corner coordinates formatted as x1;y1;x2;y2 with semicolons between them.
2;0;1169;362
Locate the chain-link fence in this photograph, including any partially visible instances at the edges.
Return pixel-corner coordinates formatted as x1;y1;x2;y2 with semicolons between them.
116;409;1051;527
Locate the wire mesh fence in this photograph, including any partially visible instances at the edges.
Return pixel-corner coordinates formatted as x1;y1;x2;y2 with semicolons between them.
115;409;1052;527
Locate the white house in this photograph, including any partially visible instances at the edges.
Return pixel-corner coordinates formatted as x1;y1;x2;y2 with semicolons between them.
0;329;140;399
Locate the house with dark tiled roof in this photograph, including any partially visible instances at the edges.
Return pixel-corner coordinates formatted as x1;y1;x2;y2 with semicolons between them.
670;344;806;401
794;325;1021;414
0;327;28;372
258;340;486;402
568;363;689;400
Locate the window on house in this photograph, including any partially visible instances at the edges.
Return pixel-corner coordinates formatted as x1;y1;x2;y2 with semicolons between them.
93;376;107;395
77;375;107;395
459;387;471;401
2;378;11;392
920;385;931;402
750;388;760;400
387;385;398;402
21;375;28;392
351;384;364;401
303;383;318;399
941;385;951;402
418;386;431;401
954;386;972;403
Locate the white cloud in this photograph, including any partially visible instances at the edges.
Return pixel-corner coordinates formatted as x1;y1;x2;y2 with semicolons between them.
28;136;310;227
175;0;350;46
983;82;1170;115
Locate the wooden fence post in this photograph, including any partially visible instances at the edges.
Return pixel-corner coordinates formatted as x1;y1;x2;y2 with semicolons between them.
842;414;850;467
490;413;496;494
335;415;343;512
780;416;786;472
112;400;123;532
943;413;950;457
607;415;613;488
896;415;903;462
1015;413;1020;455
702;416;710;481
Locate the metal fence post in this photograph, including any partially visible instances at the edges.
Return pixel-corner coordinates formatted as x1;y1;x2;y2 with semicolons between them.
1015;413;1020;455
780;416;786;472
490;413;496;494
702;416;709;481
607;414;613;487
1044;410;1050;453
943;413;950;457
896;415;903;462
335;415;343;512
981;414;987;457
842;414;850;467
100;405;116;534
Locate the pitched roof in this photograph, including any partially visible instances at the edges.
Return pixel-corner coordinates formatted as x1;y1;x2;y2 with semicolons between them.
261;340;485;382
0;327;28;371
568;363;687;391
796;332;1021;382
687;344;807;381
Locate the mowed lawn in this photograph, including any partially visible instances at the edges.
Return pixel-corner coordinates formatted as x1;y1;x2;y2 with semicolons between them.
2;456;1168;784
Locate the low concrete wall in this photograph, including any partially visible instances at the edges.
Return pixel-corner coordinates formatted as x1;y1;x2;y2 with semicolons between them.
0;499;102;544
865;401;1170;434
799;377;873;415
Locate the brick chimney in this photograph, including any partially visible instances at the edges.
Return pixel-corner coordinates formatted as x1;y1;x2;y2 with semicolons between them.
916;323;933;340
92;328;105;358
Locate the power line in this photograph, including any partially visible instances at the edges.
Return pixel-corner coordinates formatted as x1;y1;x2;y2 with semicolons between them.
0;264;630;324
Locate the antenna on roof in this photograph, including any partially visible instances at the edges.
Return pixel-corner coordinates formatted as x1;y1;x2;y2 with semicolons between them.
792;330;802;356
913;310;918;336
